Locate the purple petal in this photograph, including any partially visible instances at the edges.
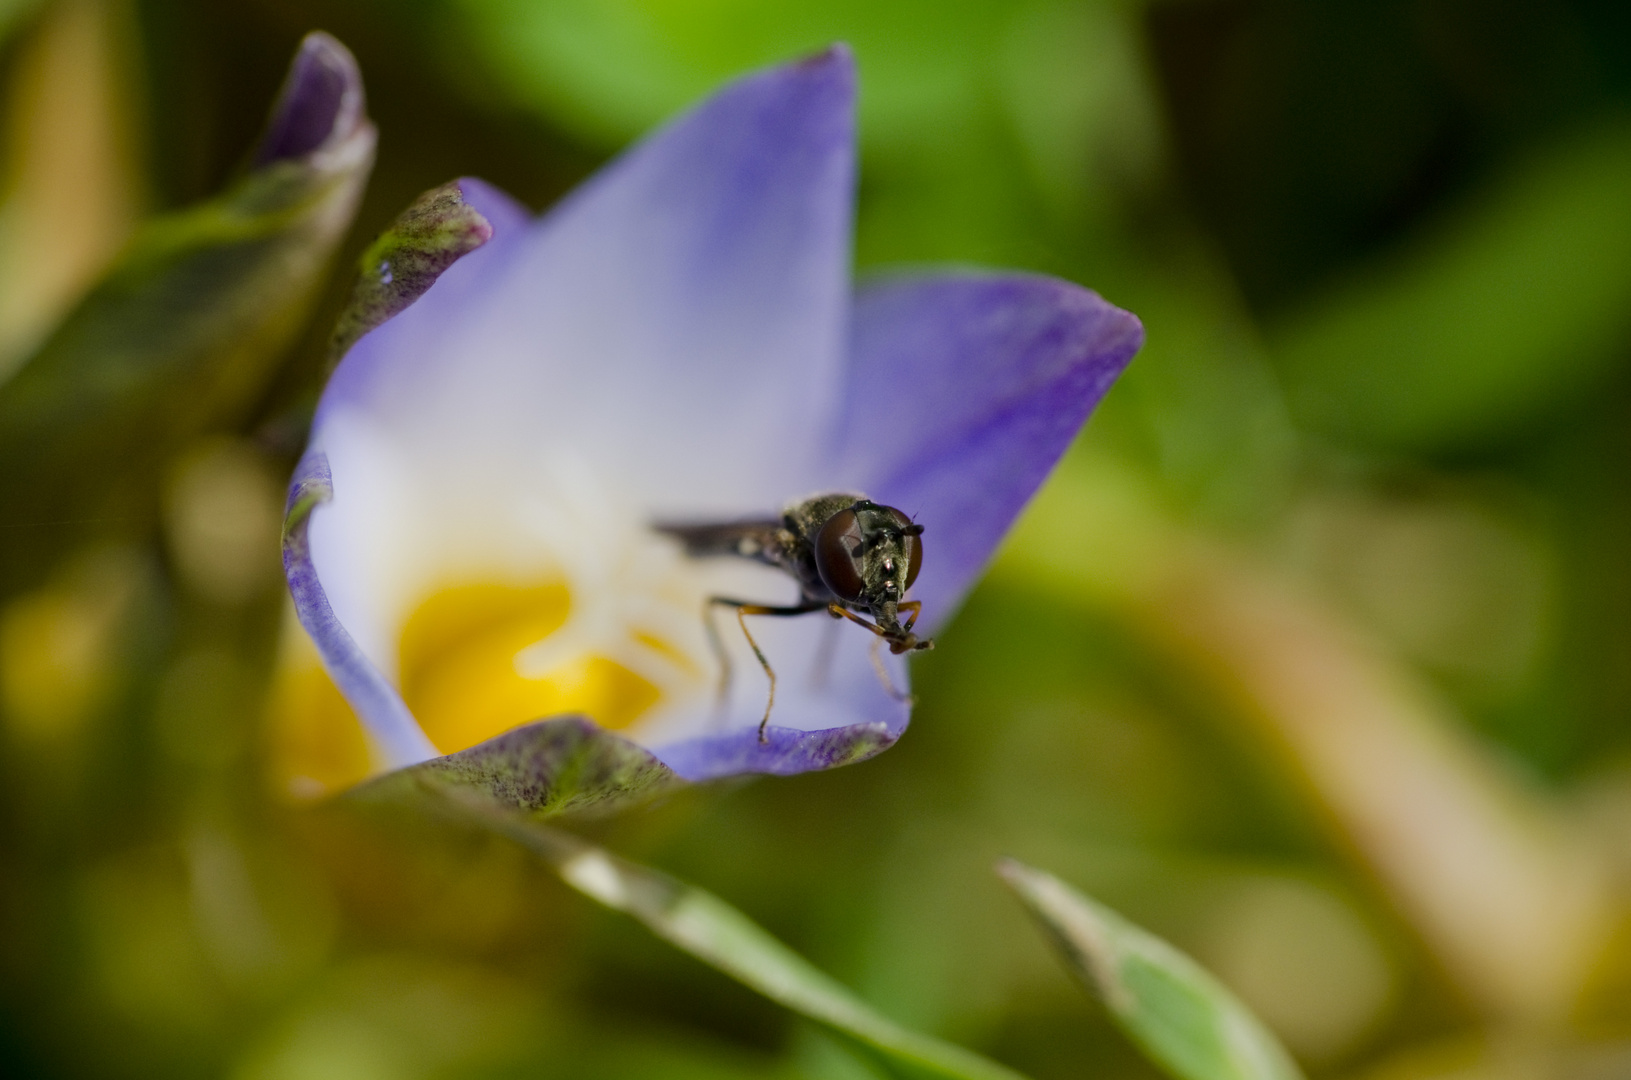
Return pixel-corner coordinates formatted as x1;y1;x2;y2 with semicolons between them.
831;273;1143;630
254;32;367;166
314;46;857;515
283;452;439;768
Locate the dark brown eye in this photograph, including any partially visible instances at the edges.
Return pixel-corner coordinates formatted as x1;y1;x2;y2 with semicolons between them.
886;507;923;590
815;507;865;601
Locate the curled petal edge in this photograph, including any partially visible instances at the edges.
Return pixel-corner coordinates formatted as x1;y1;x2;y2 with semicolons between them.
283;451;440;769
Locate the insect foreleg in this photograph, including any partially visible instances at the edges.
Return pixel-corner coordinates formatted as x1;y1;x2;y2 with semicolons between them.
701;599;734;717
898;600;922;634
826;603;889;638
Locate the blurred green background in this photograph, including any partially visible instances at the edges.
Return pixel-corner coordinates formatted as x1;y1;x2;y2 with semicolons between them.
4;1;1631;1078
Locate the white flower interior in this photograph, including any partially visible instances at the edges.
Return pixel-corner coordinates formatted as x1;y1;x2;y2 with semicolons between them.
305;409;877;756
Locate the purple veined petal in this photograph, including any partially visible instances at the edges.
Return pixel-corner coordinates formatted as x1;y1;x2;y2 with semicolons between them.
315;46;857;518
642;271;1140;777
829;272;1144;632
636;281;1160;783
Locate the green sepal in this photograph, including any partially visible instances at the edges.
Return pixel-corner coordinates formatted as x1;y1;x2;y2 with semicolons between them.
327;180;494;366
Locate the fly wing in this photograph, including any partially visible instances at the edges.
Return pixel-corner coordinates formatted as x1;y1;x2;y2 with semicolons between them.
651;517;787;567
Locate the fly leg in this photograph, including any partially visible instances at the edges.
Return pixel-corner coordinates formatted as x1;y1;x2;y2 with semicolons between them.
898;600;923;634
867;637;914;704
706;598;825;742
700;600;734;722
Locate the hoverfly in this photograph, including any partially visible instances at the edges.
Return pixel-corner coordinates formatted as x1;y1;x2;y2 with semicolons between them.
655;493;933;742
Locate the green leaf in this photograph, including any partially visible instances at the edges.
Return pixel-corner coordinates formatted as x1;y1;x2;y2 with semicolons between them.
395;0;1166;270
350;724;1027;1077
1269;118;1631;452
0;33;374;590
997;860;1303;1080
327;180;494;365
0;0;43;45
437;797;1030;1080
451;0;1015;146
350;715;686;820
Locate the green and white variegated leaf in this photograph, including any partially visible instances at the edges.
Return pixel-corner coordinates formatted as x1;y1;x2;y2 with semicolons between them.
452;805;1033;1080
998;860;1304;1080
0;33;373;592
350;719;1023;1078
352;748;1035;1080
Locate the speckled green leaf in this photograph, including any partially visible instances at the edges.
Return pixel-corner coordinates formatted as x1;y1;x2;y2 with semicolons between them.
351;716;686;820
998;860;1304;1080
0;33;374;589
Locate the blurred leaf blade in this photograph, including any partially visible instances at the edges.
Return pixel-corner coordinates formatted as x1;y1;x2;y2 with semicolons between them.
998;859;1304;1080
0;0;42;45
458;805;1031;1080
0;32;374;590
358;726;1025;1078
1269;118;1631;452
452;0;1012;145
0;0;144;373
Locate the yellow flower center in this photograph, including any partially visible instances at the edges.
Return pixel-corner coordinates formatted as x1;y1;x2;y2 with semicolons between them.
267;517;720;800
396;581;661;753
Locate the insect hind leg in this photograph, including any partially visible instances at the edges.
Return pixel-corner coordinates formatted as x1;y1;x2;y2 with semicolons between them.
700;600;734;721
704;597;825;743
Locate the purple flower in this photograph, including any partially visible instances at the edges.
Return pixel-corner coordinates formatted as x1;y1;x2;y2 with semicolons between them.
273;46;1141;799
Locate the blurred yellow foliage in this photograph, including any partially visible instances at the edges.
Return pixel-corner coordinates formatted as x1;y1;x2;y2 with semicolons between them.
0;546;139;740
0;0;142;373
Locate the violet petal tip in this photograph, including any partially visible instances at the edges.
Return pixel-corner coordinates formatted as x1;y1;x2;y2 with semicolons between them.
254;31;366;167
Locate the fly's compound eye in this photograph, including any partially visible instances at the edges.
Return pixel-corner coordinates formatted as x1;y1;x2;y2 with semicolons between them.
885;507;923;591
814;507;866;601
